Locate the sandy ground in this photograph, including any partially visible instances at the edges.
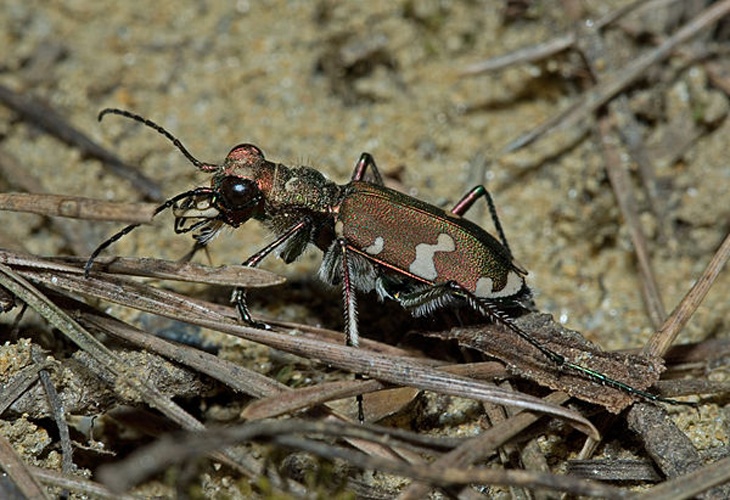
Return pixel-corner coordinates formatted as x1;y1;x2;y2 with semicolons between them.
1;0;728;496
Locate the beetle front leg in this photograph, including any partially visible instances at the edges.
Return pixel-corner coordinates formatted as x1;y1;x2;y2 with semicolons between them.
232;218;312;329
350;152;384;186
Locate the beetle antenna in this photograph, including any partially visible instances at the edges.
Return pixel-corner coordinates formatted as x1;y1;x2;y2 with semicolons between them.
98;108;219;172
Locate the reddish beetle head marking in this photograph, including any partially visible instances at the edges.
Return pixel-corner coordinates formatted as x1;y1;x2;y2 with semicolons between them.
225;143;265;164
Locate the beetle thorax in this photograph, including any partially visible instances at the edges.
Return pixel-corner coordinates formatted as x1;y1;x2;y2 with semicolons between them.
266;164;341;215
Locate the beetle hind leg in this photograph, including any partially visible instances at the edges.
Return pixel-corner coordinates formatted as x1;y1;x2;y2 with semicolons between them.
451;185;513;258
393;280;562;362
389;281;462;317
350;152;384;186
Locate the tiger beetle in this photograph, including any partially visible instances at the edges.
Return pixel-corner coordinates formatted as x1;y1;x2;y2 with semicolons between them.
86;108;690;413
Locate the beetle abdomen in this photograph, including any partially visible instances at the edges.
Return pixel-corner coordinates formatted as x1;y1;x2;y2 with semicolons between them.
335;182;527;301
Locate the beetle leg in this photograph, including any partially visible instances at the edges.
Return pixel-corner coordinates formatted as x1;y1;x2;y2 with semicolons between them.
177;240;208;264
389;281;460;317
232;290;268;329
242;218;313;268
394;280;565;363
443;282;692;404
174;218;217;236
350;152;384;186
451;185;513;258
451;283;567;365
171;190;226;261
337;239;360;348
231;218;312;329
336;238;366;422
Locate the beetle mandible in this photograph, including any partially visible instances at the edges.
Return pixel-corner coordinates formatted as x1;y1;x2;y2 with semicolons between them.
86;108;687;407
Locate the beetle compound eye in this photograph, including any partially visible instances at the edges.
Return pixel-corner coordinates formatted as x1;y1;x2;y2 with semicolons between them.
219;177;262;210
214;176;265;227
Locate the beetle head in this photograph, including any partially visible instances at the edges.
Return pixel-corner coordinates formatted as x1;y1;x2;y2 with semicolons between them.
172;143;269;234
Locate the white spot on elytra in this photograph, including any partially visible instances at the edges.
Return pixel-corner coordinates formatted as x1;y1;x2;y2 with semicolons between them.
409;233;455;280
364;236;384;255
474;277;494;298
475;270;524;298
334;220;344;236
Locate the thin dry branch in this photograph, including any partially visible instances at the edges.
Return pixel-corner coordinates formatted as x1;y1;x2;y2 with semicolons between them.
6;252;599;438
32;346;73;475
0;261;207;433
29;466;136;500
0;432;50;500
500;0;730;153
459;0;648;75
0;192;158;223
0;259;297;490
429;314;676;414
627;403;730;498
399;391;572;500
644;232;730;358
96;419;624;498
630;454;730;500
0;250;284;288
598;116;667;328
0;83;162;200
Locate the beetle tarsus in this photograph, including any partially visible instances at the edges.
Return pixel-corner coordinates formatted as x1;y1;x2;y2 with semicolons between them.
233;287;271;330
